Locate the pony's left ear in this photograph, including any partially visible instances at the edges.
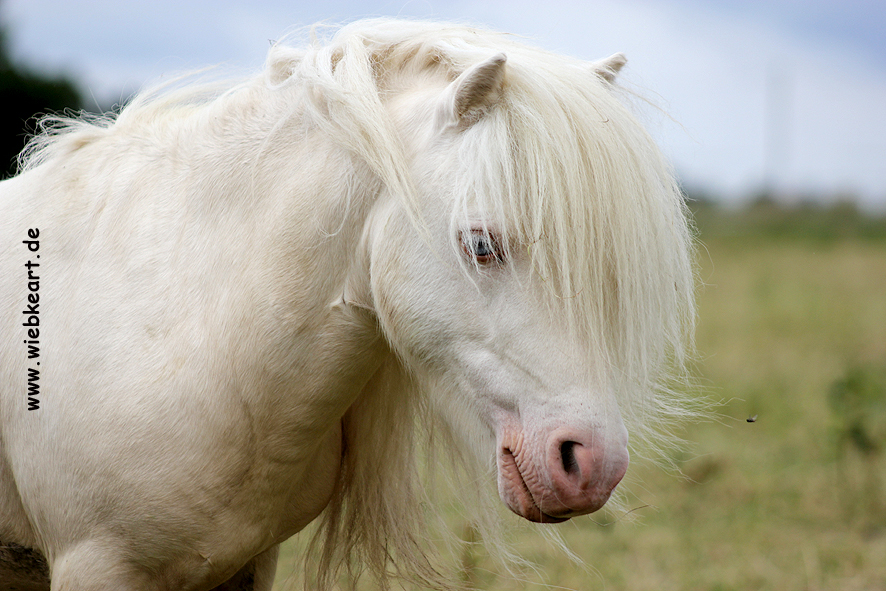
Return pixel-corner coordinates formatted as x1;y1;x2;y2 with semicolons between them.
437;53;507;130
592;52;627;83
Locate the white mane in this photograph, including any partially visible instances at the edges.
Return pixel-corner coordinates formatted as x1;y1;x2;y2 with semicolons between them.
20;18;697;590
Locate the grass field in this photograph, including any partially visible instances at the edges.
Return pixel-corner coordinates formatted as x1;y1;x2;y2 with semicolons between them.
274;202;886;591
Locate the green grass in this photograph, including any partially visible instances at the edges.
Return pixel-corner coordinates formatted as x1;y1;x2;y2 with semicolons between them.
274;204;886;590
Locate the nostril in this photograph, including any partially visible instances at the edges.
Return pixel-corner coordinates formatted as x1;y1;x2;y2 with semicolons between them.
560;441;580;475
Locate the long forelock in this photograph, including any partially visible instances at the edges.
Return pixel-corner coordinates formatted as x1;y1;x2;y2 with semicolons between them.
451;57;697;432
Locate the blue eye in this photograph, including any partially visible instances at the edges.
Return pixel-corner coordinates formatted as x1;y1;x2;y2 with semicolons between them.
473;235;493;257
460;230;503;264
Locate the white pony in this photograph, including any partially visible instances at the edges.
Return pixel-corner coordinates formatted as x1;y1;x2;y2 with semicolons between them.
0;19;695;591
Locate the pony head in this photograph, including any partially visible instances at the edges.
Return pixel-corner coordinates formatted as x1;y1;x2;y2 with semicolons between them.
306;21;696;523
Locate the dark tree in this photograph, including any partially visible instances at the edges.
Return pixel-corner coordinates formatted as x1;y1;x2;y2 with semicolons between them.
0;27;83;178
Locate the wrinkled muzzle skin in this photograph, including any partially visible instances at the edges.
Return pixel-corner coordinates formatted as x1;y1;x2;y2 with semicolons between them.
494;403;629;523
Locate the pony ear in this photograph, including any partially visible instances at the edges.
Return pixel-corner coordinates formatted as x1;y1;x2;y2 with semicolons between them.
265;44;301;85
592;52;627;83
437;53;507;129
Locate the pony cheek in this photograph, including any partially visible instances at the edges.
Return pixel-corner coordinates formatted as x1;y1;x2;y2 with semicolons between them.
370;281;465;368
370;254;476;368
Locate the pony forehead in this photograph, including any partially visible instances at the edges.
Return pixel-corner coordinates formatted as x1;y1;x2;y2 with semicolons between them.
267;19;651;235
280;20;643;213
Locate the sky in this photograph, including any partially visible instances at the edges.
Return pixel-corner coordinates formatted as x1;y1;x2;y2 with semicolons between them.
2;0;885;210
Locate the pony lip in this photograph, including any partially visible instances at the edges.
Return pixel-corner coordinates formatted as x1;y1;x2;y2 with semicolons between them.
498;446;568;523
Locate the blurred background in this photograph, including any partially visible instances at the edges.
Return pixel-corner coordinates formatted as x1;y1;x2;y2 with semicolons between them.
3;1;883;589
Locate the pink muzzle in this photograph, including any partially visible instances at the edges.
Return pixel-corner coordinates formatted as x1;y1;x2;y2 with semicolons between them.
496;424;629;523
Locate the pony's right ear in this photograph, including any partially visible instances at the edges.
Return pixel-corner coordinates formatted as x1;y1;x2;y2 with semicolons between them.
592;52;627;84
436;53;507;130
